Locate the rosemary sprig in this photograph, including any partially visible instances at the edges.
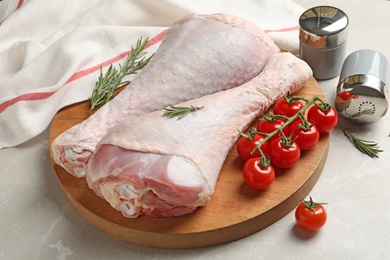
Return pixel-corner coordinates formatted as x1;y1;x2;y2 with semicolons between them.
89;37;154;115
350;108;374;118
163;105;204;120
341;128;383;158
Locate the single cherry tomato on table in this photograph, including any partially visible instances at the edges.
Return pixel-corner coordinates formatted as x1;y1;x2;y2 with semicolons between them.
273;96;304;117
295;196;327;231
268;137;301;168
307;105;338;134
256;118;289;143
242;157;275;190
289;120;320;151
236;134;269;161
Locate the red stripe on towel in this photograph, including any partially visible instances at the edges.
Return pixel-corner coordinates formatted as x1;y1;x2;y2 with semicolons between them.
0;0;25;25
66;29;168;84
0;25;297;114
0;29;168;113
16;0;24;9
0;92;55;113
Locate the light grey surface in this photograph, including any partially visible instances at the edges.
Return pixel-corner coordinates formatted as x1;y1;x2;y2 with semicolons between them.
2;0;390;259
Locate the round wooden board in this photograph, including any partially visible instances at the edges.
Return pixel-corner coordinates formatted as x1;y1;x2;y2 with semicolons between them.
49;77;329;249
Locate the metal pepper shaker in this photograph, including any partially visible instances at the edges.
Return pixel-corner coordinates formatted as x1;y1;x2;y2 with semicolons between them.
335;49;389;124
299;6;349;80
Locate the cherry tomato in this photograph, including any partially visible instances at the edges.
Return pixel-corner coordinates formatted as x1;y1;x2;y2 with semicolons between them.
337;92;359;100
289;120;320;151
337;91;353;100
268;137;301;168
243;158;275;190
256;118;288;143
307;105;338;134
236;134;269;161
273;97;304;117
295;197;327;231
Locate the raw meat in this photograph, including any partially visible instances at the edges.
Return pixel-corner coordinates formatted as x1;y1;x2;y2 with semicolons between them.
52;13;280;178
86;52;312;218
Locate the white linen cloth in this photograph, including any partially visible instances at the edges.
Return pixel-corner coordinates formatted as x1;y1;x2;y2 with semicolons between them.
0;0;304;148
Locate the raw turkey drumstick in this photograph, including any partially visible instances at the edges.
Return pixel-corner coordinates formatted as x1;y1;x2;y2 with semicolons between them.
52;13;280;178
86;52;312;218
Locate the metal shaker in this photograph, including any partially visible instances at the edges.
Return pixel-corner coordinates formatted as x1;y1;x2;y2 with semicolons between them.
299;6;349;80
335;49;389;124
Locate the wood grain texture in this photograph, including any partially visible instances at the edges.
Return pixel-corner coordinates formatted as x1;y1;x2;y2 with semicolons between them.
49;77;329;249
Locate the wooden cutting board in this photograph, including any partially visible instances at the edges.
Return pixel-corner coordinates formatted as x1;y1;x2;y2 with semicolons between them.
49;77;329;249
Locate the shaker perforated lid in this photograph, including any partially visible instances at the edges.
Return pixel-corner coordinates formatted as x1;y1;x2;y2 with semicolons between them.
299;6;349;49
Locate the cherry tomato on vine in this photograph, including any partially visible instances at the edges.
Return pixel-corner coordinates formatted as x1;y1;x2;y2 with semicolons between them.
307;105;338;134
289;120;320;151
256;118;288;143
273;97;304;117
295;197;327;231
268;137;301;168
242;158;275;190
236;134;269;161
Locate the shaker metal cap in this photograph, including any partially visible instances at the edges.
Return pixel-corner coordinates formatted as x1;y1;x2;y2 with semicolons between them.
299;6;349;49
335;50;389;124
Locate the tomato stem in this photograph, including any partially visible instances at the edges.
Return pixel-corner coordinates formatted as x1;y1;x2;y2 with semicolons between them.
284;91;305;104
238;128;257;141
314;99;332;111
279;129;297;147
259;153;271;168
251;94;329;155
302;196;327;215
260;112;289;122
296;113;316;131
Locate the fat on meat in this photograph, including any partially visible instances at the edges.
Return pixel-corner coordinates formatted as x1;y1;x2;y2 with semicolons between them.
86;52;313;218
51;13;280;178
